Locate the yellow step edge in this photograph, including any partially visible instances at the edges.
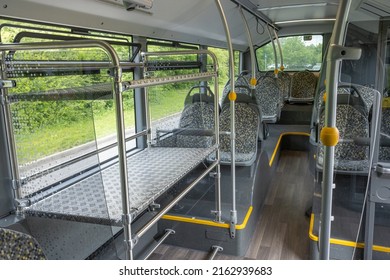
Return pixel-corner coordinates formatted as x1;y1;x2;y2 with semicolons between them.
269;132;310;167
162;206;253;230
309;213;390;253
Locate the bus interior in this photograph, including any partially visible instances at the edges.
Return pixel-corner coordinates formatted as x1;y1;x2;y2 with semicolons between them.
0;0;390;260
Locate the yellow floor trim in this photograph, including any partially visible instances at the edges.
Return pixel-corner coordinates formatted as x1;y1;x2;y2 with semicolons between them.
309;213;390;253
269;132;310;167
162;206;253;230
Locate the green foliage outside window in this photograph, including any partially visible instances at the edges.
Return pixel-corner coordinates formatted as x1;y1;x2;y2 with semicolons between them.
256;35;323;71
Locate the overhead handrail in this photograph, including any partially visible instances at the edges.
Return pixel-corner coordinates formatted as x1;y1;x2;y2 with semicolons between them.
238;6;257;89
273;29;284;71
266;25;278;78
0;23;132;44
231;0;279;31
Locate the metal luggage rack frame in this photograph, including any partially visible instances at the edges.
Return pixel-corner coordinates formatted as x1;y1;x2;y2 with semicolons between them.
0;40;222;260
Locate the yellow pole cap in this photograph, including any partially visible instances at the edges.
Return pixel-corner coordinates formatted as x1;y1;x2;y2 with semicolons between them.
229;91;237;101
323;92;327;102
320;127;339;147
383;97;390;108
274;69;279;75
250;78;257;87
280;65;285;71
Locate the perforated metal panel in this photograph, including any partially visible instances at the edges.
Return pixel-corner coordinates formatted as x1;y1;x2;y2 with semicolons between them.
26;146;216;225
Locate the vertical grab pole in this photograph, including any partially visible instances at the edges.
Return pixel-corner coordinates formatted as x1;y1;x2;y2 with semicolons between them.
215;0;237;237
112;60;133;260
0;53;23;210
114;69;133;260
214;62;222;223
266;25;278;78
144;87;152;148
319;0;352;260
238;6;257;89
142;53;152;149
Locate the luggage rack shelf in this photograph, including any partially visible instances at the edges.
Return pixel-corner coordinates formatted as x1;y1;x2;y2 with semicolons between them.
25;146;217;226
0;40;221;260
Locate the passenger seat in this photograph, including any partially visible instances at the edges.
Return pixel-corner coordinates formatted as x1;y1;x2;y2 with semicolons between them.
218;93;260;166
0;227;46;260
317;91;369;171
255;75;282;123
290;70;317;103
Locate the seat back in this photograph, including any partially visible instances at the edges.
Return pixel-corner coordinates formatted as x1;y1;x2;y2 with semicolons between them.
219;93;260;166
155;86;216;148
290;70;317;102
265;70;291;101
221;74;251;104
318;91;369;171
176;98;215;148
0;227;46;260
178;86;216;147
184;85;215;105
379;97;390;161
255;75;282;123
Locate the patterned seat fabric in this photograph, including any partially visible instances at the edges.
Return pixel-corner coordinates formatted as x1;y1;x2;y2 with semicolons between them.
265;70;291;101
278;71;291;101
218;94;260;166
317;87;350;113
176;101;215;148
290;71;317;102
222;81;267;141
354;85;376;113
221;76;251;104
255;75;281;123
316;84;378;118
379;106;390;161
255;71;267;80
318;95;370;171
156;86;216;148
236;71;268;84
0;227;46;260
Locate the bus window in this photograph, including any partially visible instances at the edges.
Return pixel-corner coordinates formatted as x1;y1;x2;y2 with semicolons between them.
208;47;240;98
256;35;323;71
2;20;137;197
340;22;379;87
146;40;202;141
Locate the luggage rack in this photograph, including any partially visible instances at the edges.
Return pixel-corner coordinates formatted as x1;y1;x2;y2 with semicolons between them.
25;146;218;225
0;40;221;260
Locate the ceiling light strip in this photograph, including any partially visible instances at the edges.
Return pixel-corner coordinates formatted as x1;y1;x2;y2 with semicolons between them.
257;2;337;11
275;18;336;25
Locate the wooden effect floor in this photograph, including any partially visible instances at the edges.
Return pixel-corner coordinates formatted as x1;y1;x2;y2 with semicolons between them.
149;150;314;260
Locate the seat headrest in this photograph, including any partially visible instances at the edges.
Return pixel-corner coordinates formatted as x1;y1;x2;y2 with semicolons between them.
190;93;214;104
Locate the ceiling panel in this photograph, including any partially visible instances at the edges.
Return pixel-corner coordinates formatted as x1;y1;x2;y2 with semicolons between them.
253;0;339;23
0;0;385;50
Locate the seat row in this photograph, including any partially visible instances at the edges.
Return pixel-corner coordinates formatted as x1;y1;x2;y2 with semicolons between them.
314;84;384;172
221;70;318;124
156;85;260;166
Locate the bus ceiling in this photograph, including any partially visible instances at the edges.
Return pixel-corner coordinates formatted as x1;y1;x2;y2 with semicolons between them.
0;0;389;51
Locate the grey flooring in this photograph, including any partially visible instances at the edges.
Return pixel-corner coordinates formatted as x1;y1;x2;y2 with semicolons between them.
149;149;314;260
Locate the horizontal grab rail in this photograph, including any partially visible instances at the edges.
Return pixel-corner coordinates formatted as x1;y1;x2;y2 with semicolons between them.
143;229;175;260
